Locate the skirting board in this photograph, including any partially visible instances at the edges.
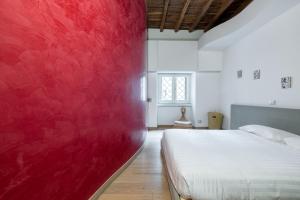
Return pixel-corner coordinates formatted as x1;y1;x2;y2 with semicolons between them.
88;144;144;200
148;126;208;130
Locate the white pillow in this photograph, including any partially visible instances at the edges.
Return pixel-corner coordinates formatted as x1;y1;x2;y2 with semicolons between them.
284;137;300;150
239;125;296;143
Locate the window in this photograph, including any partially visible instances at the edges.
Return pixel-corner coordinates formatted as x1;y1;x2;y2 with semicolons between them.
158;73;191;104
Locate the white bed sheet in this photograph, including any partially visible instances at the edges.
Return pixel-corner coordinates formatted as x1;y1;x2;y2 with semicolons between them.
162;129;300;200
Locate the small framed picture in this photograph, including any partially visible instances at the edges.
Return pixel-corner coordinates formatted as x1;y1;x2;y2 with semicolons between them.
237;70;243;79
253;69;260;80
281;76;292;89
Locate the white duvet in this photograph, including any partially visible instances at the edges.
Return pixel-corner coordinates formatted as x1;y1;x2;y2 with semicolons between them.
162;129;300;200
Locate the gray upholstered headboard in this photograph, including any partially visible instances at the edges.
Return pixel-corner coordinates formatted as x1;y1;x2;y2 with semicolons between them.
231;104;300;136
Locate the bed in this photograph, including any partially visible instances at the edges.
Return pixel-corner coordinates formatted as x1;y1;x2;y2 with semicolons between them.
161;105;300;200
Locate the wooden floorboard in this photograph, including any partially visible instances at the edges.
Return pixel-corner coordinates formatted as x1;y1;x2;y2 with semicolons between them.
98;130;171;200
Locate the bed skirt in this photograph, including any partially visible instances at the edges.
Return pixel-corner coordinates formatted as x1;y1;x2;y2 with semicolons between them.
161;146;191;200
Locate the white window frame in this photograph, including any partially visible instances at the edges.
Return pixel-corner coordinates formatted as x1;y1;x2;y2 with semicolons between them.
158;73;191;105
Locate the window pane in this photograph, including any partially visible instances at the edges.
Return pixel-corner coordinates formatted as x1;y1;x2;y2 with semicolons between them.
176;77;186;101
161;76;172;101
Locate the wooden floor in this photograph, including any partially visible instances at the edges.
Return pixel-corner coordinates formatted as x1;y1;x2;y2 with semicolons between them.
98;130;171;200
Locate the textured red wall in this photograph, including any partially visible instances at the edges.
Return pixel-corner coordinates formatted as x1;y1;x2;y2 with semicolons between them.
0;0;146;199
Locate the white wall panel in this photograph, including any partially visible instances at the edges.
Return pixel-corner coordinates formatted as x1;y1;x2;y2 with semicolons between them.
194;72;221;127
147;72;158;127
147;40;158;71
198;50;223;71
157;41;198;71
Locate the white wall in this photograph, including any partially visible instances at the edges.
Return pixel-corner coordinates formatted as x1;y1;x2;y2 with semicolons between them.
147;40;198;127
147;72;158;127
147;40;198;71
147;39;221;127
147;71;196;127
153;72;221;127
198;50;223;71
148;40;222;72
157;106;193;125
148;41;158;72
194;72;221;127
220;4;300;129
158;41;198;70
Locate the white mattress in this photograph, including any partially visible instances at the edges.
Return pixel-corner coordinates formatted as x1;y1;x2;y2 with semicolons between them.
162;129;300;200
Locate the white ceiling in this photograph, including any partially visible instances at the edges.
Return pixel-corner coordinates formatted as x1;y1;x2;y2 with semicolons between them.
198;0;300;50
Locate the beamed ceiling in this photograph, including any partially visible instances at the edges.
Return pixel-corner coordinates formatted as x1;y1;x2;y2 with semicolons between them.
147;0;253;32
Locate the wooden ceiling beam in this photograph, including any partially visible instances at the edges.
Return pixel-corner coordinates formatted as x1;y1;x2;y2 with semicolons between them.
232;0;253;17
175;0;192;32
189;0;214;32
160;0;170;32
204;0;234;32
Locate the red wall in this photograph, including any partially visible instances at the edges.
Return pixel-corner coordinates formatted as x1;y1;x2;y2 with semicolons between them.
0;0;146;199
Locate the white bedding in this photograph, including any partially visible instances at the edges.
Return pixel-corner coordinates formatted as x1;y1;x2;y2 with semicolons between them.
162;129;300;200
